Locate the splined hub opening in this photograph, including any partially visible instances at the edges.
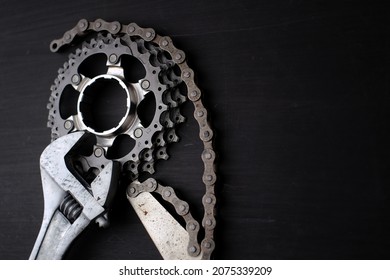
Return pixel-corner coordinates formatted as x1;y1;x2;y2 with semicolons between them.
78;75;130;135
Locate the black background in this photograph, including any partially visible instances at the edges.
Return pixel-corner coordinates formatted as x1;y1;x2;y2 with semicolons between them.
0;0;389;259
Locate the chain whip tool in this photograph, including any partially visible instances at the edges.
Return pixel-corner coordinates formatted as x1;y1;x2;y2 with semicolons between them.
30;19;217;260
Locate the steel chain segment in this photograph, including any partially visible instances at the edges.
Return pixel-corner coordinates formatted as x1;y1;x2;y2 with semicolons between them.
50;19;216;259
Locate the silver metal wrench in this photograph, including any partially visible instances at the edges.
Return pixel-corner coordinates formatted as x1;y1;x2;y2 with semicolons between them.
30;131;119;259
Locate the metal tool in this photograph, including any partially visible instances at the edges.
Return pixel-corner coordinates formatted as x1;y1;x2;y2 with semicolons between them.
30;131;120;259
31;19;217;259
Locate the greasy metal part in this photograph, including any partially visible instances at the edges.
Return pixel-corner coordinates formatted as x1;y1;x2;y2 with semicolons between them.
49;19;217;259
30;131;119;259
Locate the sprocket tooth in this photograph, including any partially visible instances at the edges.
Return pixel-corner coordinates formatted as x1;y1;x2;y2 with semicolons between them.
149;52;165;69
144;41;157;52
58;67;65;74
50;90;58;98
155;146;169;160
156;59;174;71
135;38;148;54
140;148;154;162
161;111;174;128
63;61;69;70
75;48;82;57
149;43;172;65
162;90;178;107
130;172;139;181
166;129;179;143
124;161;140;174
171;107;186;124
149;53;160;68
167;68;181;84
81;40;91;49
81;46;91;56
154;131;166;147
106;33;115;42
171;86;187;104
69;58;76;66
88;38;98;47
159;71;176;87
53;77;60;86
96;32;105;40
141;161;155;174
51;132;59;141
156;52;172;67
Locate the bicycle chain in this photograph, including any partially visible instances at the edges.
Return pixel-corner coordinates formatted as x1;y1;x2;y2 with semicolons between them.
50;19;216;259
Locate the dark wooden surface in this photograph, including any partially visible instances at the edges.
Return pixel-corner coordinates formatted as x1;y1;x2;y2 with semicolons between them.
0;0;389;259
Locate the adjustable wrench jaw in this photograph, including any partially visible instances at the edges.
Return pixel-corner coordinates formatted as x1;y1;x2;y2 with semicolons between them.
30;131;119;260
126;179;204;260
128;191;203;260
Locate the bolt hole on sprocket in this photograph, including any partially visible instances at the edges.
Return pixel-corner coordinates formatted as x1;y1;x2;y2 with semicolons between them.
47;19;217;259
